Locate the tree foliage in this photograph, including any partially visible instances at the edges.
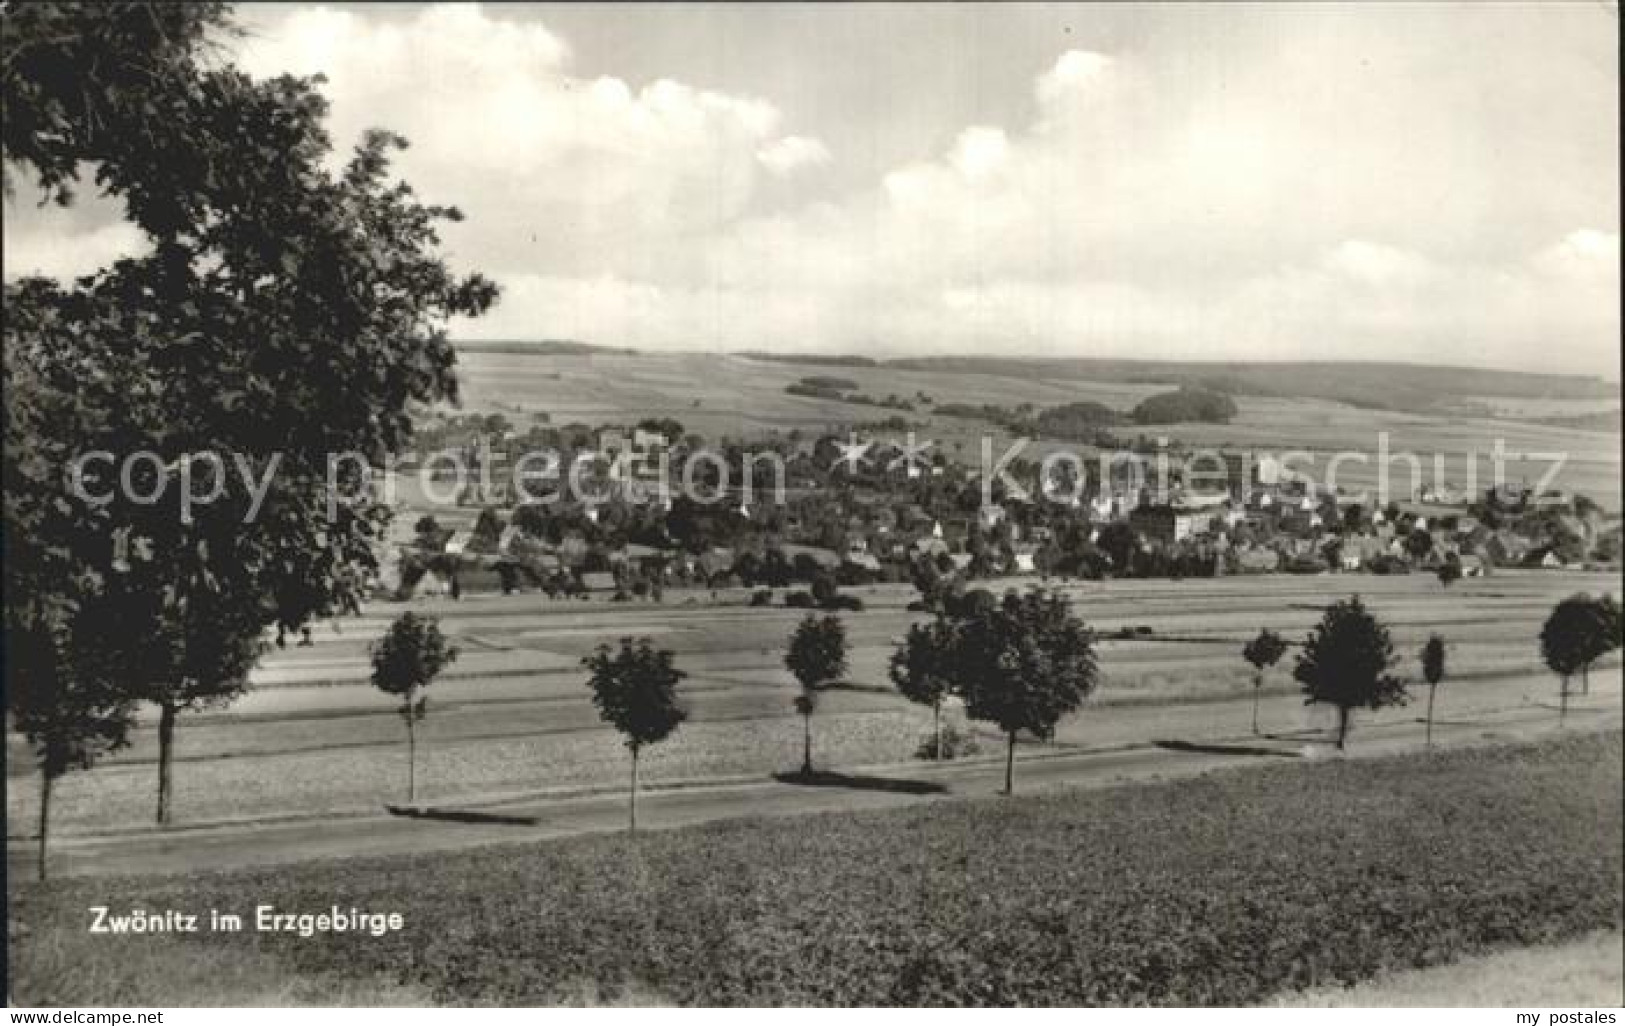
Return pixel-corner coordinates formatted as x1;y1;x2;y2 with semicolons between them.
1421;634;1447;687
1421;632;1447;746
584;638;689;754
1293;596;1407;748
2;2;231;206
4;2;497;824
1540;593;1618;716
785;614;849;692
370;612;457;803
956;589;1099;792
1096;522;1141;573
785;614;848;774
370;612;459;700
583;638;688;831
1243;629;1289;674
1405;530;1435;561
889;615;961;759
1242;627;1289;735
1129;387;1238;426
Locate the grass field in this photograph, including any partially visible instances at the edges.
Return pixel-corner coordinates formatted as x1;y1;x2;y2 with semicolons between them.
1277;930;1622;1007
9;731;1620;1006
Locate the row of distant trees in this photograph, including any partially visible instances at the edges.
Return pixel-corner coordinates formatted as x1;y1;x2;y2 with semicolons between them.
365;590;1093;830
368;614;687;833
1238;592;1621;746
368;586;1620;840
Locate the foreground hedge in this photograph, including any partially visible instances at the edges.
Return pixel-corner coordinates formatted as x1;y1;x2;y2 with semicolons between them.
12;732;1622;1005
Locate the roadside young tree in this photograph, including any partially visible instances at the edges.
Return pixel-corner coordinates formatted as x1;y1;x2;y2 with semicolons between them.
583;638;689;832
1293;596;1407;750
1242;628;1289;735
890;615;962;760
6;588;137;881
370;613;459;804
958;590;1099;794
4;331;140;878
93;583;269;825
1575;594;1622;696
1436;556;1462;588
1540;594;1613;720
10;669;131;883
785;614;849;775
1420;633;1447;747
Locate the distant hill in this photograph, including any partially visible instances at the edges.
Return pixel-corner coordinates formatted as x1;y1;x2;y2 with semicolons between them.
454;339;639;356
883;357;1617;414
449;343;1615;418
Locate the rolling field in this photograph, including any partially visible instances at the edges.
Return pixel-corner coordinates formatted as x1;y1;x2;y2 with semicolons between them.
448;349;1623;508
8;569;1620;837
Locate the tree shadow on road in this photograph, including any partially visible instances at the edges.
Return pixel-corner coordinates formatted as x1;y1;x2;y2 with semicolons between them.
385;805;540;826
1152;739;1302;759
771;770;948;794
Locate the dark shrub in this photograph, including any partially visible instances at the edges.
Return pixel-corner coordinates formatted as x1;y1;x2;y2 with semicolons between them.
914;721;981;761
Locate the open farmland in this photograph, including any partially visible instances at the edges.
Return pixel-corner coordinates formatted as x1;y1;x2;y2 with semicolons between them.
450;349;1168;439
8;569;1619;837
10;732;1620;1006
448;348;1624;510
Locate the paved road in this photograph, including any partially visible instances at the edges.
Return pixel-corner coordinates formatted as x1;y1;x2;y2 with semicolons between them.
12;688;1618;880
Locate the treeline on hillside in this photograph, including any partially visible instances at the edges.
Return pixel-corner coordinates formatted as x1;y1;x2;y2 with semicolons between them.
1034;401;1123;434
935;393;1233;436
1130;387;1239;425
738;351;879;368
784;376;918;411
934;400;1128;445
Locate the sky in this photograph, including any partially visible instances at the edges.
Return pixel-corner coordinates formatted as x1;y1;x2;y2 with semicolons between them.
4;2;1619;376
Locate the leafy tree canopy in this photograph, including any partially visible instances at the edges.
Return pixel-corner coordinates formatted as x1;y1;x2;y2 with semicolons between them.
890;615;961;710
1421;634;1447;686
1293;596;1407;713
370;612;459;698
785;614;849;691
1243;629;1289;672
1540;593;1616;680
958;589;1099;739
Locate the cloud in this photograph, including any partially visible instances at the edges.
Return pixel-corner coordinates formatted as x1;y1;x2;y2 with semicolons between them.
3;7;1616;376
1;215;147;281
233;3;807;284
1034;50;1114;108
757;135;832;176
